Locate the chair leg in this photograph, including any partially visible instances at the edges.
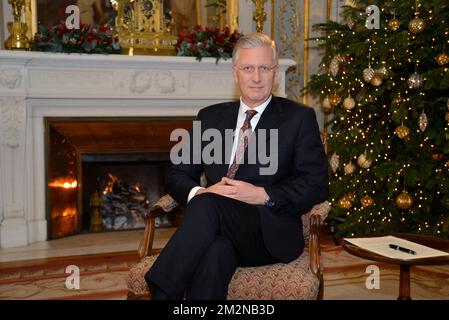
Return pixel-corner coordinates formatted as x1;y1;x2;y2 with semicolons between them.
317;273;324;300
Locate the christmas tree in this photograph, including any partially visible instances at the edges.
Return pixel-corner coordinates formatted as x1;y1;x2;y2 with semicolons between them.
305;0;449;238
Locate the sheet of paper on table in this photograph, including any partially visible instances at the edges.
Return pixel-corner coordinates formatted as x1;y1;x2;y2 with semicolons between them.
343;235;449;260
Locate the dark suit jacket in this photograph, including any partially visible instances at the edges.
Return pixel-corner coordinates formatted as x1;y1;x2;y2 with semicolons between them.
166;96;330;263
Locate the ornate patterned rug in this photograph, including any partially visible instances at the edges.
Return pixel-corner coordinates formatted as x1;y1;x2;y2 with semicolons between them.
1;240;448;300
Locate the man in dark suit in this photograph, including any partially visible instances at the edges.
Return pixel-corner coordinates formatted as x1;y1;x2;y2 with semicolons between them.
145;33;329;300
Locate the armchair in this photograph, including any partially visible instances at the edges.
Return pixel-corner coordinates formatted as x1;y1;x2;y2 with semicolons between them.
126;195;330;300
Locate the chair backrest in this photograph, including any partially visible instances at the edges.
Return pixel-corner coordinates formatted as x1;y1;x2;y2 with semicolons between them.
302;201;330;246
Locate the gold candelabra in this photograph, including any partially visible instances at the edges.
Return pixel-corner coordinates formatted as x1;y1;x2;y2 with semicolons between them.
113;0;178;55
4;0;30;50
252;0;268;33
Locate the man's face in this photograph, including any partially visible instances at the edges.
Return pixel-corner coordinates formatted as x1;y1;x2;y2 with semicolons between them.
232;46;279;108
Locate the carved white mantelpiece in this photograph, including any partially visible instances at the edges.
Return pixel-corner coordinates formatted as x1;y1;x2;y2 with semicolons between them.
0;50;295;248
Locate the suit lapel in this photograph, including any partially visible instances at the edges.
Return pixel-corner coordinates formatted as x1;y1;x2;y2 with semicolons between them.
245;96;283;166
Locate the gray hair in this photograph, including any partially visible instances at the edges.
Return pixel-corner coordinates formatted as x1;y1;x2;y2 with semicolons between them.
232;33;278;66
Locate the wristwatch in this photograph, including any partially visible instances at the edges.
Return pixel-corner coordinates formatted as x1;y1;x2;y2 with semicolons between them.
264;195;275;208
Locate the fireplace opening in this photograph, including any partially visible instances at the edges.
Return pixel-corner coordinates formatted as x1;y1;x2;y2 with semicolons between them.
46;118;193;239
81;153;175;233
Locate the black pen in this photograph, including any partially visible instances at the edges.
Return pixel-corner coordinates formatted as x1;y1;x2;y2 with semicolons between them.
389;244;416;255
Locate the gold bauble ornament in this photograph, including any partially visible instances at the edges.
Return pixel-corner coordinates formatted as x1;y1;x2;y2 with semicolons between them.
394;124;410;139
375;65;389;80
388;18;400;31
445;111;449;123
436;53;449;66
357;152;372;169
360;195;374;207
363;67;375;82
408;15;425;34
408;71;424;89
370;76;383;87
419;110;428;132
343;95;356;110
344;161;356;175
329;55;344;77
396;191;413;210
330;152;340;173
338;196;352;209
392;96;402;105
329;94;342;107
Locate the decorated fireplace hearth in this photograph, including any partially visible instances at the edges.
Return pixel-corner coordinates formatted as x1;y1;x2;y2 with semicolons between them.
0;51;294;248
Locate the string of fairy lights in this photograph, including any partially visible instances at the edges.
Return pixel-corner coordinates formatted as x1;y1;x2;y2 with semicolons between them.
312;0;449;235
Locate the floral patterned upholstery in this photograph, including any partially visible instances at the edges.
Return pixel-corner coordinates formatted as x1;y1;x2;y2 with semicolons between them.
126;201;330;300
126;251;317;300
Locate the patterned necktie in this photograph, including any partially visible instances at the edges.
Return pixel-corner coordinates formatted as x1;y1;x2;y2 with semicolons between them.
226;110;258;178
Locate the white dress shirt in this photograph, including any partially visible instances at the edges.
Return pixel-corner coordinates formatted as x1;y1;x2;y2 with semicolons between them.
187;95;272;203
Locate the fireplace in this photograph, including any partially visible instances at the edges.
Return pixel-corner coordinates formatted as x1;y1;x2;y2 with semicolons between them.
46;118;192;239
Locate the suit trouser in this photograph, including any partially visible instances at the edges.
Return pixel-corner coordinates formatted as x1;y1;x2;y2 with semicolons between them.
145;192;279;299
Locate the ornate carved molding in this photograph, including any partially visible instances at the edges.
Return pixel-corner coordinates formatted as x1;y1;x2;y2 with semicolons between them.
0;97;26;148
0;67;22;89
276;0;301;101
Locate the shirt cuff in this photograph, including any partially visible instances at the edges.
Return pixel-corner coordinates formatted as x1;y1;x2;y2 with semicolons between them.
187;186;205;203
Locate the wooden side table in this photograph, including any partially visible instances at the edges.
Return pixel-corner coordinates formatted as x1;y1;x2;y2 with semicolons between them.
342;233;449;300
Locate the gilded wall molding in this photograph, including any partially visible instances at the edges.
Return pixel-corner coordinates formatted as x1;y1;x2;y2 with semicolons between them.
276;0;301;101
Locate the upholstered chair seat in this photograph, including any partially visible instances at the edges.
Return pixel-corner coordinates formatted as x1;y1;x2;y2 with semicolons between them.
126;195;330;300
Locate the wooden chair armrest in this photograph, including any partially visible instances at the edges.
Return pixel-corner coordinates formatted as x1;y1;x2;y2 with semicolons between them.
137;195;179;259
308;201;330;278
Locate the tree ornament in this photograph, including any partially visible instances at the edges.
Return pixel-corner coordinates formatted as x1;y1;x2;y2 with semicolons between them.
408;71;424;89
347;192;357;202
330;152;340;173
418;110;428;132
338;196;352;209
329;94;342;107
363;67;375;82
343;95;356;110
396;191;413;210
370;76;383;87
392;96;402;105
408;13;425;34
394;124;410;139
375;65;389;80
445;111;449;123
329;55;344;77
360;195;374;207
322;96;332;113
357;151;372;169
388;18;400;31
436;53;449;66
344;161;356;175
